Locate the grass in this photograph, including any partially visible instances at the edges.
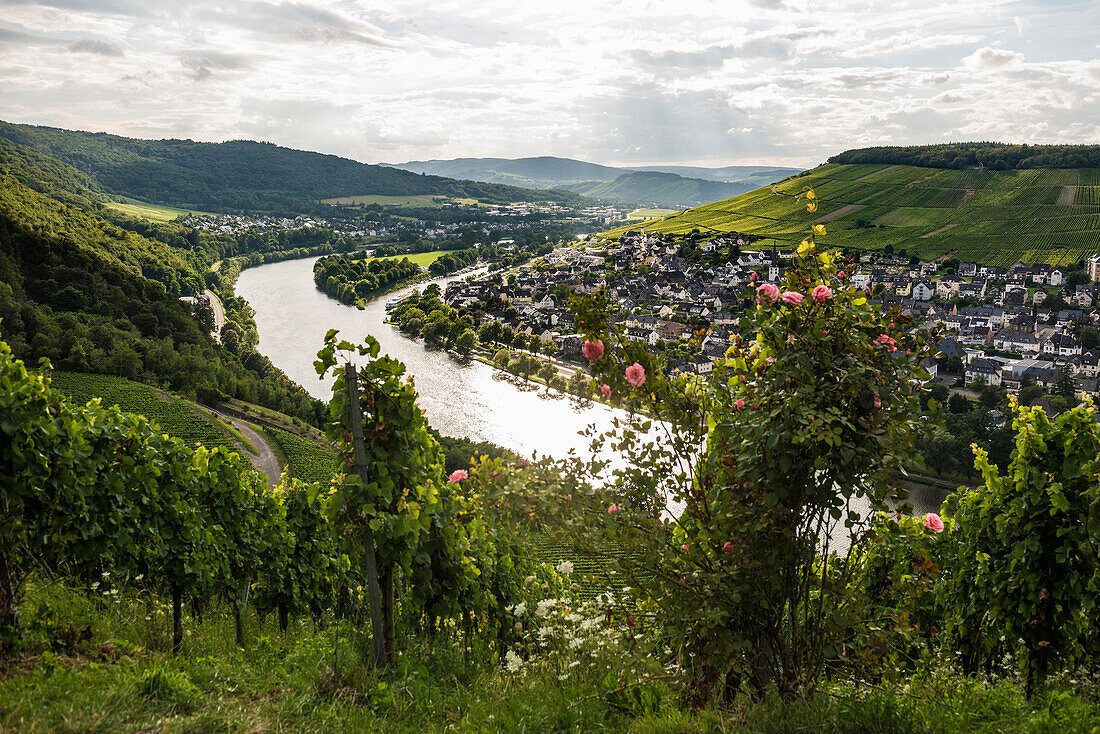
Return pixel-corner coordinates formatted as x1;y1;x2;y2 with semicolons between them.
49;371;237;450
3;576;1098;733
627;208;679;221
599;164;1100;267
103;196;208;222
359;249;454;267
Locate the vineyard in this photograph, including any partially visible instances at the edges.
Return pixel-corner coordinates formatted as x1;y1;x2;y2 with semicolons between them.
49;371;237;449
263;425;341;484
602;164;1100;267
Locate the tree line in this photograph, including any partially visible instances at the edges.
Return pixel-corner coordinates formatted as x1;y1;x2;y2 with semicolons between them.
829;142;1100;170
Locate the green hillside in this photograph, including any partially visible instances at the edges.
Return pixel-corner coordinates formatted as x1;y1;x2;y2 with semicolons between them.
0;136;324;424
564;170;764;207
602;162;1100;267
0;121;589;213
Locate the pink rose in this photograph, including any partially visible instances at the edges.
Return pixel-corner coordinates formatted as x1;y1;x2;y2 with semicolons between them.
811;285;833;303
735;399;745;410
582;339;605;360
448;469;468;483
874;334;898;352
682;543;690;552
923;513;944;533
781;290;804;306
625;362;646;387
722;541;734;554
873;394;882;409
750;272;758;283
756;283;780;304
600;383;611;398
838;271;846;279
608;503;618;514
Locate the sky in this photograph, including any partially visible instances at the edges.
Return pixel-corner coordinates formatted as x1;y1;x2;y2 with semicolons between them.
1;0;1098;168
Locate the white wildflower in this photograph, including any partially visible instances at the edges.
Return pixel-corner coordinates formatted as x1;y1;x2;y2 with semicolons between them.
556;560;574;576
504;650;523;673
509;602;527;616
535;599;556;618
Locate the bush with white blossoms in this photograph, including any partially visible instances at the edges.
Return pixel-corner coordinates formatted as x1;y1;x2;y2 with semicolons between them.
501;584;668;693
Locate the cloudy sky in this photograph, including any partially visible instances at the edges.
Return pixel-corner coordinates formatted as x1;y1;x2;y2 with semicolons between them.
1;0;1098;168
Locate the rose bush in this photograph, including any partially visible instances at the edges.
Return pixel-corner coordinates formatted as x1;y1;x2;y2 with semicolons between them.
567;189;938;703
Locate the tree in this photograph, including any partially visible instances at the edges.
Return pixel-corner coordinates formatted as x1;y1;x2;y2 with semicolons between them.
537;362;557;387
1019;384;1044;405
979;384;1004;409
454;329;477;356
1054;364;1075;401
1082;327;1100;350
948;392;971;414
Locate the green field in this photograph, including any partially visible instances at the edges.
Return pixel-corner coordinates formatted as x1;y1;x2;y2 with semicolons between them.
359;249;452;266
601;164;1100;266
49;372;237;449
103;196;206;222
264;426;340;484
627;207;679;220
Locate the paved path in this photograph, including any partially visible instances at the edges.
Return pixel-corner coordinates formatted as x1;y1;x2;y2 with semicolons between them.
1057;185;1076;205
204;289;225;343
215;410;281;488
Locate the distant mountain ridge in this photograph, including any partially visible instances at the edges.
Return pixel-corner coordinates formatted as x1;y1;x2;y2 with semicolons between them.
388;156;800;207
0;122;589;213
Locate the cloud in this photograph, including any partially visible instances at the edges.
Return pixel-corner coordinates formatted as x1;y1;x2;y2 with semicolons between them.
963;46;1025;71
68;38;122;55
211;2;398;48
841;31;983;58
180;49;255;80
0;0;1098;167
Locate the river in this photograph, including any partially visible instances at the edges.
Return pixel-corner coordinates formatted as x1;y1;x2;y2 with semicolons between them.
236;257;631;462
235;256;950;518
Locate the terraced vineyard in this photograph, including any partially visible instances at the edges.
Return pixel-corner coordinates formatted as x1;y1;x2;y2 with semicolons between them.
601;163;1100;267
263;426;341;484
49;372;236;449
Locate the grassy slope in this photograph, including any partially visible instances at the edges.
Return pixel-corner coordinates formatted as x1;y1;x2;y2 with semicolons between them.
3;576;1097;733
49;371;238;450
104;196;210;222
601;163;1100;267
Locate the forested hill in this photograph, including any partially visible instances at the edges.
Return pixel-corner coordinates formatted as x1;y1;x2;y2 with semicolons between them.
0;135;324;424
0;121;589;213
830;142;1100;170
562;170;763;207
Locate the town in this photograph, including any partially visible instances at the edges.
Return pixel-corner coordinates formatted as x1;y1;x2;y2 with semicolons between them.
439;229;1100;412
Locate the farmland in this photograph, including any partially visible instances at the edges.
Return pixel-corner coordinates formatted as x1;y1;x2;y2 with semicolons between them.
358;249;453;266
103;196;207;222
627;207;679;220
263;426;341;484
601;163;1100;267
49;372;237;449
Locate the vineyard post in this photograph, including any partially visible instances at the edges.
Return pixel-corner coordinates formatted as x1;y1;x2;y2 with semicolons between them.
344;364;386;669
